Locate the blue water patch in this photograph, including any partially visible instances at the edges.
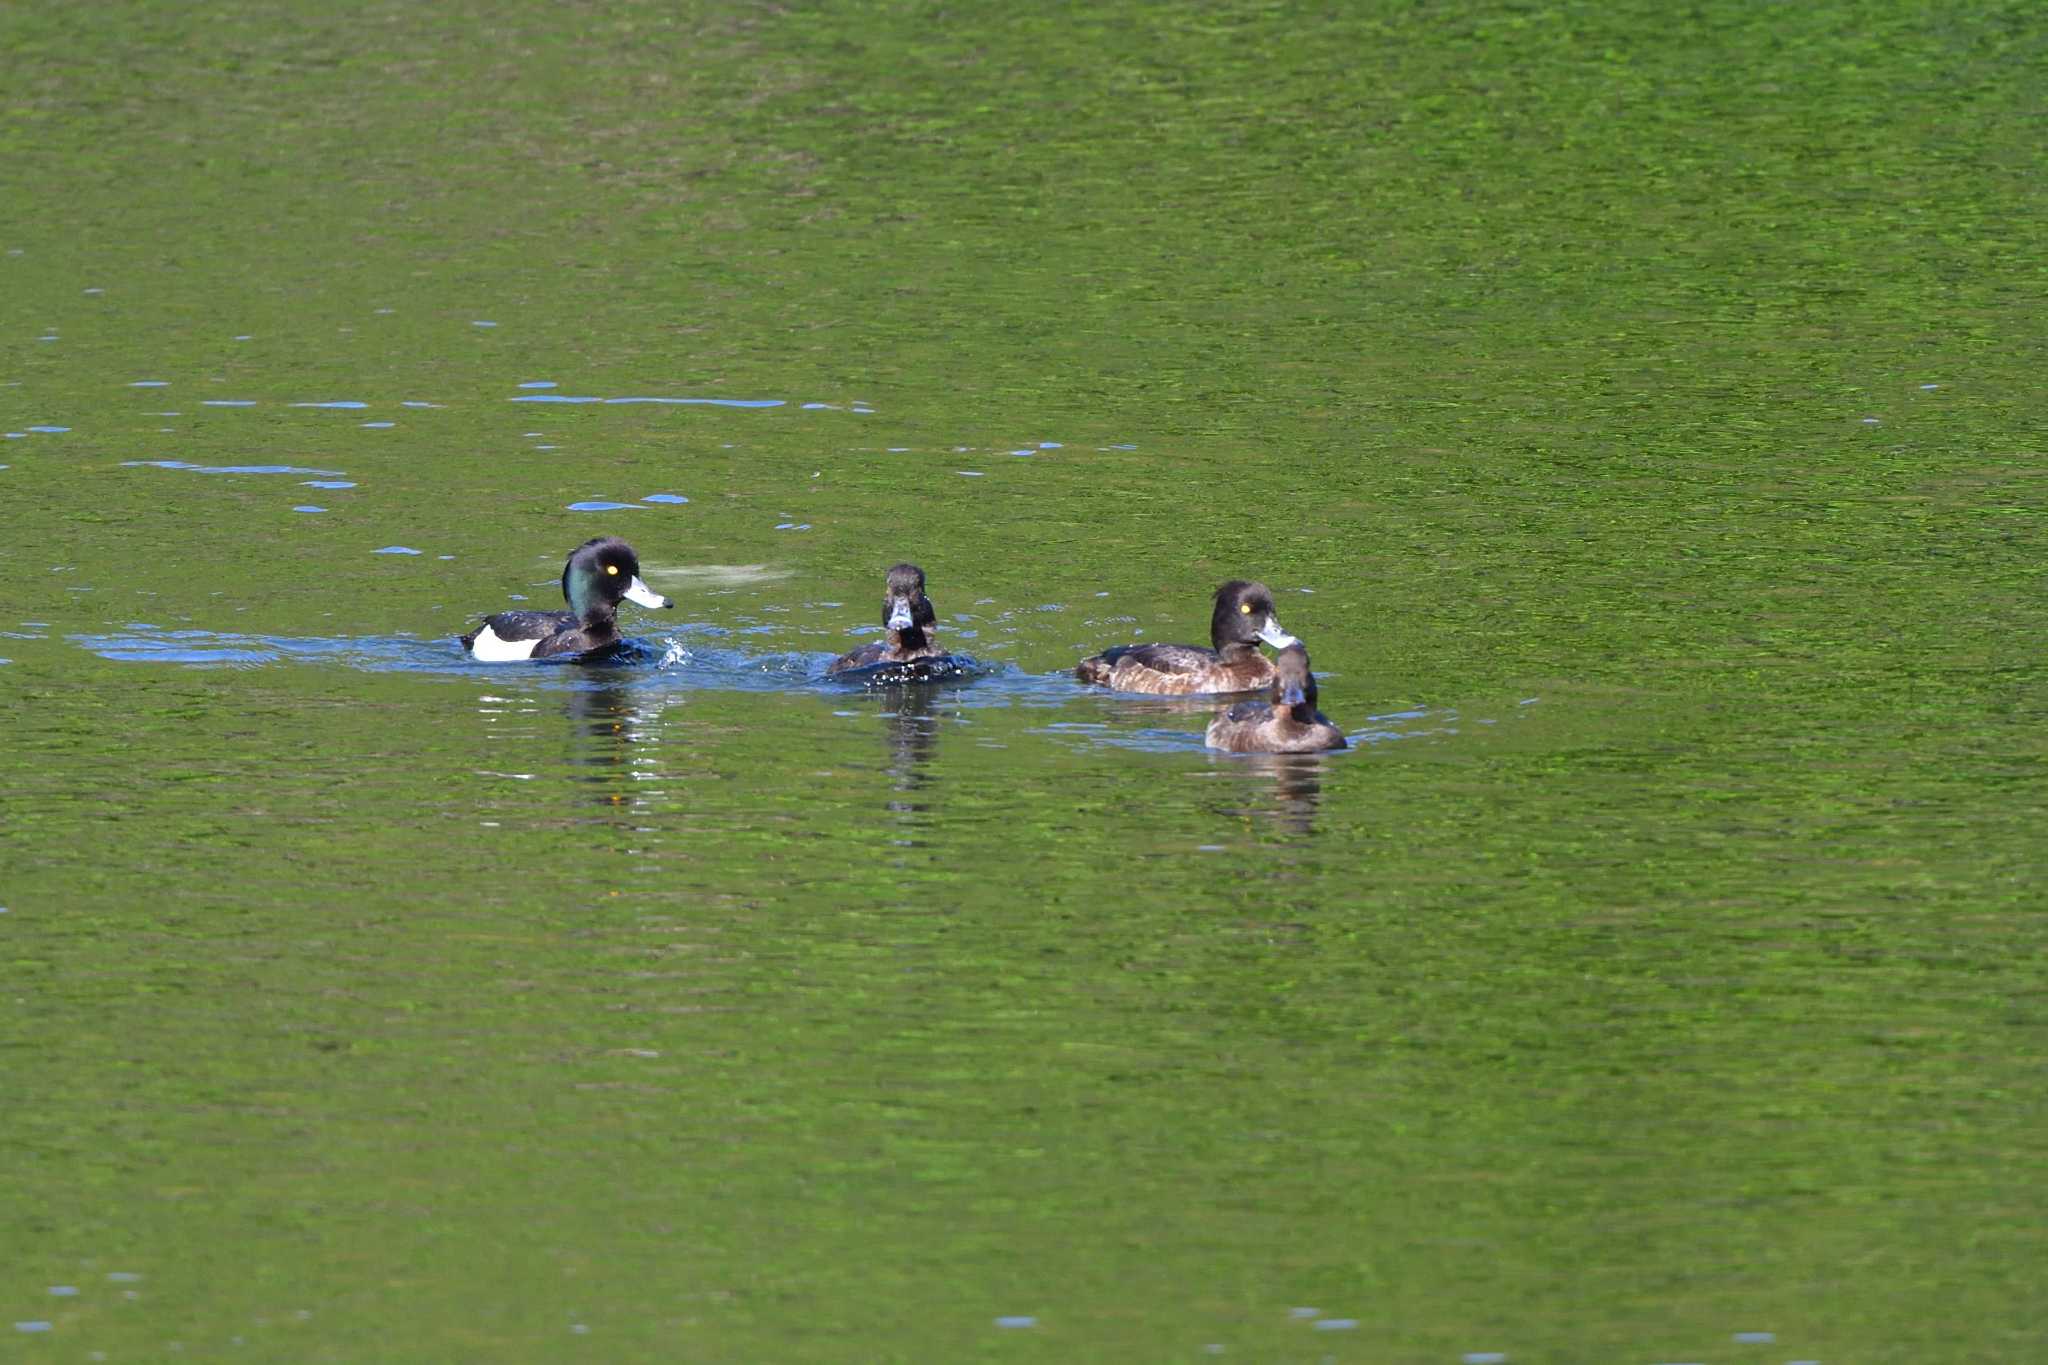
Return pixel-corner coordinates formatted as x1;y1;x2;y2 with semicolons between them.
510;394;602;404
400;401;441;408
73;629;447;669
518;380;557;389
201;400;258;407
374;545;422;555
28;425;70;433
361;421;395;429
293;400;368;409
301;479;355;489
126;460;347;476
604;396;785;408
641;493;690;504
293;505;325;513
568;500;641;512
128;380;169;387
473;320;497;327
64;627;1123;718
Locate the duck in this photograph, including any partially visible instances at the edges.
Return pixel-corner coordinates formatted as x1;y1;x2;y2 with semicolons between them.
1205;643;1347;752
460;536;672;661
1076;579;1297;695
828;563;952;674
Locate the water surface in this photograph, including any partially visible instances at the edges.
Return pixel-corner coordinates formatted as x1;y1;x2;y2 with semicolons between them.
2;1;2044;1361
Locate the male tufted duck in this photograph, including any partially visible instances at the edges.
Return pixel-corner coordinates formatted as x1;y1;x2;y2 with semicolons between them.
1204;643;1347;752
1076;579;1297;695
460;536;672;661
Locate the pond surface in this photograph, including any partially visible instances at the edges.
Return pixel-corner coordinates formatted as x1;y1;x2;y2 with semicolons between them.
4;1;2044;1360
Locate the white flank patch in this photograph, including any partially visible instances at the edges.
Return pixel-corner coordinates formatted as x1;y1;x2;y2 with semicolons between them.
467;623;540;662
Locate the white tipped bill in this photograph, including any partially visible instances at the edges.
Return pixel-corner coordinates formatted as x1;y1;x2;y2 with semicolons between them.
625;577;672;610
1257;617;1298;649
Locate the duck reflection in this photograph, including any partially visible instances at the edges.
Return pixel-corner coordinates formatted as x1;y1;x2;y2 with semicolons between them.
1244;752;1325;835
874;681;947;794
1202;750;1328;838
842;680;971;848
1094;694;1331;836
561;675;668;816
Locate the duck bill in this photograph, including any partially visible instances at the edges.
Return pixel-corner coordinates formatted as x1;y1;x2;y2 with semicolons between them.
1257;617;1298;649
625;577;672;609
886;599;915;630
1280;683;1307;707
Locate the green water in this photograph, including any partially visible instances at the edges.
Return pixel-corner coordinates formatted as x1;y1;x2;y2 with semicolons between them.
4;1;2044;1360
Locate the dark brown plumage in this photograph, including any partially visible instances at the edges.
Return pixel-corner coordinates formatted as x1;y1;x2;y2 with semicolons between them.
828;563;950;674
1205;643;1347;753
1076;580;1298;695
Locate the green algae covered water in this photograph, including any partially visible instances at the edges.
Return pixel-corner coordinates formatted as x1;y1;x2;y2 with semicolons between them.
3;2;2045;1360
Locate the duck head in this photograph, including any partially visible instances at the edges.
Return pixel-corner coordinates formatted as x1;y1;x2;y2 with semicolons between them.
1270;642;1318;713
563;536;672;622
1210;579;1297;652
882;563;937;639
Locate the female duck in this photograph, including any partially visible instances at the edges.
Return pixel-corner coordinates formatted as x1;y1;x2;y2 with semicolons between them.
1205;643;1347;753
829;563;951;674
1077;579;1297;695
461;535;672;661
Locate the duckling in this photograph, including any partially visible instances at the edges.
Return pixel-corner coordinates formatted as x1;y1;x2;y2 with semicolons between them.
1205;643;1347;752
1077;579;1297;695
461;536;671;661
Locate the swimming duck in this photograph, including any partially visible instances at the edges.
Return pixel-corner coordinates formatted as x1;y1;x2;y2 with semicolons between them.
828;563;951;674
460;536;672;661
1076;579;1297;695
1205;643;1347;753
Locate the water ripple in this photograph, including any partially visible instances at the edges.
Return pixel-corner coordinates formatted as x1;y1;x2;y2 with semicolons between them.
125;460;347;476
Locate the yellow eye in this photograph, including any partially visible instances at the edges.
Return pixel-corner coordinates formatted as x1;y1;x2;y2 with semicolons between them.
606;564;619;576
1240;602;1252;614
